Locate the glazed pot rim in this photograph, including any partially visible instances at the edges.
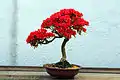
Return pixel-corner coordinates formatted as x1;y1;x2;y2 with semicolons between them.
43;64;81;70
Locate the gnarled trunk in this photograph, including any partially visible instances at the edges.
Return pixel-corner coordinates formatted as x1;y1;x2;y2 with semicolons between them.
60;38;69;62
55;38;72;68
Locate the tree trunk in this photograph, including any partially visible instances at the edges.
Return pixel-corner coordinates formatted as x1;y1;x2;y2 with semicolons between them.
55;38;71;68
60;38;69;62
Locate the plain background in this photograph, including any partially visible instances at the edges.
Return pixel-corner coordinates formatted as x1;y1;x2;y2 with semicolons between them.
0;0;120;67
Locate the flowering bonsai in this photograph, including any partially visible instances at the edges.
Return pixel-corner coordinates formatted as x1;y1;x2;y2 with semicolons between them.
26;9;89;68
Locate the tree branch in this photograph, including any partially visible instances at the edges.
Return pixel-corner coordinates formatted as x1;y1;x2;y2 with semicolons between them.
38;36;62;44
52;29;62;38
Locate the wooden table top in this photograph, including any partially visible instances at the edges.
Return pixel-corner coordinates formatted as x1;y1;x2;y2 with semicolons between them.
0;71;120;80
0;66;120;80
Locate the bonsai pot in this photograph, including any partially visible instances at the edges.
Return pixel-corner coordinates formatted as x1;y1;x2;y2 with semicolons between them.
44;64;80;79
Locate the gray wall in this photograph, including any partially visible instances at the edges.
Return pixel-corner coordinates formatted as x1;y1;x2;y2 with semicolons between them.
0;0;13;65
0;0;120;67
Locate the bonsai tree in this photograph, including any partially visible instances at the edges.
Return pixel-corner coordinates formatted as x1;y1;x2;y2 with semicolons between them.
26;9;89;68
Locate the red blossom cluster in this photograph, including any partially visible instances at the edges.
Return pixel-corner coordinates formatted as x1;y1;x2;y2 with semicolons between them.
41;9;89;39
26;9;89;46
26;29;55;45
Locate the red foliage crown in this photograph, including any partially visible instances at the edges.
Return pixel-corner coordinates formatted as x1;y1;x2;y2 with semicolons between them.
26;9;89;47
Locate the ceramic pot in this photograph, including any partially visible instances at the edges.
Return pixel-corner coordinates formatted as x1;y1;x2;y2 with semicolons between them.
44;64;80;79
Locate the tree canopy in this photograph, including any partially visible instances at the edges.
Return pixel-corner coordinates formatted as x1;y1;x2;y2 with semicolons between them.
26;9;89;47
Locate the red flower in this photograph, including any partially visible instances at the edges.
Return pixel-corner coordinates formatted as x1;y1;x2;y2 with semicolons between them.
72;18;89;26
40;9;89;39
82;28;87;32
58;15;71;27
26;28;55;45
41;18;52;28
26;8;89;46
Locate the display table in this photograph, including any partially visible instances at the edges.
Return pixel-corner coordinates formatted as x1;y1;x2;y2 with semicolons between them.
0;66;120;80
